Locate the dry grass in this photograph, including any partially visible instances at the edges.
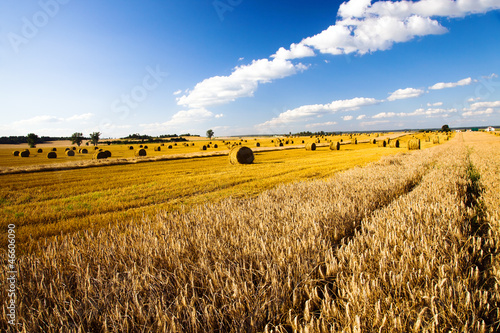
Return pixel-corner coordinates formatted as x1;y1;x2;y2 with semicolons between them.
229;146;254;165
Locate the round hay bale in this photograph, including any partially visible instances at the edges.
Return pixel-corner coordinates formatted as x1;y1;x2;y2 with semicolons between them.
353;138;357;145
389;140;400;148
407;139;421;150
291;140;294;144
433;137;440;144
200;145;207;151
154;146;161;151
276;142;284;147
12;151;20;156
174;143;178;146
52;148;57;152
305;142;316;151
66;150;75;156
47;151;57;159
144;145;148;149
94;147;99;150
340;139;343;142
161;143;164;146
214;144;218;148
301;140;305;144
129;146;134;150
80;148;88;154
285;140;289;144
103;150;111;158
229;146;254;165
37;148;43;153
271;140;274;143
65;148;70;151
377;140;387;147
72;147;77;150
206;144;211;148
20;150;30;157
330;141;340;150
135;149;147;157
372;139;377;144
93;151;108;159
255;142;260;147
191;143;195;146
168;145;173;149
139;144;143;148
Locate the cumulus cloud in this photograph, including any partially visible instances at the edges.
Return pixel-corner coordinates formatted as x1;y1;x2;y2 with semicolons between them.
176;1;500;112
306;121;338;128
468;101;500;110
342;115;354;121
427;102;443;107
356;114;366;120
462;108;494;117
257;97;380;128
140;108;216;132
177;58;308;108
373;107;457;118
173;89;182;96
387;87;425;101
460;100;500;117
428;77;474;90
272;43;316;60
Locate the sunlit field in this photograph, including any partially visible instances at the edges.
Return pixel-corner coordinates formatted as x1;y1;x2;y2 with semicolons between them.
4;131;499;333
1;132;440;252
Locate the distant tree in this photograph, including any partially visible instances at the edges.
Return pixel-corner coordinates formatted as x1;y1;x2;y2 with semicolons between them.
89;132;101;146
71;132;84;146
441;124;451;132
206;129;214;140
26;133;39;148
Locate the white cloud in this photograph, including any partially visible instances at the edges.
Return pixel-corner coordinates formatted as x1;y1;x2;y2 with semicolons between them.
13;113;94;125
177;58;308;108
140;108;216;132
176;0;500;111
272;43;316;60
373;107;457;119
215;113;224;118
173;89;182;95
238;57;244;61
356;114;366;120
306;121;338;128
387;87;425;101
468;101;500;110
342;115;354;121
428;77;474;90
66;113;94;122
372;112;396;119
257;97;380;128
427;102;443;107
467;97;481;102
462;108;495;117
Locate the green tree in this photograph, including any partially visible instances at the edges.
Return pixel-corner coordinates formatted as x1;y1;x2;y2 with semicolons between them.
71;132;84;146
89;132;101;146
441;124;451;132
26;133;39;148
206;129;214;140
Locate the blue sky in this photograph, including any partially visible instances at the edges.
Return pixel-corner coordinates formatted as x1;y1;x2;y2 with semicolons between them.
1;0;499;138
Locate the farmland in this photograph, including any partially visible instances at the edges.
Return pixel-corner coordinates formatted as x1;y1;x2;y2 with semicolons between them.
2;131;499;332
0;132;436;252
